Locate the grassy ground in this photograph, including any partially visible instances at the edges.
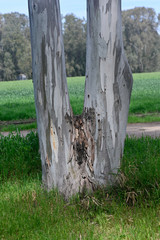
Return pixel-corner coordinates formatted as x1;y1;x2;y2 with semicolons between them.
128;72;160;123
0;80;35;121
0;122;37;132
1;73;160;239
1;132;160;239
0;72;160;130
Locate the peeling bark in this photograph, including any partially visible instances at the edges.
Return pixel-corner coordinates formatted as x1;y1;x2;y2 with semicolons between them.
28;0;133;198
84;0;133;185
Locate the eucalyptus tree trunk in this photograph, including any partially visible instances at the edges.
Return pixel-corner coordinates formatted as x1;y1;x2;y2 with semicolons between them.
84;0;133;183
28;0;132;198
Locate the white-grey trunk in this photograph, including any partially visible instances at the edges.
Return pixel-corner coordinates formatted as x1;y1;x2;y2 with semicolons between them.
28;0;133;198
84;0;133;184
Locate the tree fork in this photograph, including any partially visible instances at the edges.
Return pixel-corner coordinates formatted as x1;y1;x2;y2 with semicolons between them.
28;0;133;198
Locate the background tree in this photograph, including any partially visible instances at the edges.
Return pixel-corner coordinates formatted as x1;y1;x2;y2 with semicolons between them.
0;7;160;81
3;52;16;81
63;14;86;77
0;12;32;81
122;7;160;73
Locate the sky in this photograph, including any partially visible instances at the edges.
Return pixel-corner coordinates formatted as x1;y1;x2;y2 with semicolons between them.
0;0;159;18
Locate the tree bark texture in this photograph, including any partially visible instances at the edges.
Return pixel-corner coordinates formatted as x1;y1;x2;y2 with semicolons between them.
84;0;133;184
28;0;133;198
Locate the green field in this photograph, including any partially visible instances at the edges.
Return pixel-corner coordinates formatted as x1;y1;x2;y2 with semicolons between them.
1;132;160;239
0;80;35;122
0;77;86;122
0;72;160;130
1;73;160;238
129;72;160;122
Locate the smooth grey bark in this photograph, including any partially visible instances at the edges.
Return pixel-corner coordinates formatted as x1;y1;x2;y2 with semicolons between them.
28;0;73;195
84;0;133;184
28;0;133;198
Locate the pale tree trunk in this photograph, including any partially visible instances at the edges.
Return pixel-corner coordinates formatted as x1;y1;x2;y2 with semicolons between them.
28;0;132;198
84;0;133;184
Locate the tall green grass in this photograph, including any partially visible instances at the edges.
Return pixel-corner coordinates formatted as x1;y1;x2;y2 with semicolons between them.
1;132;160;239
120;136;160;202
0;131;41;181
1;132;160;201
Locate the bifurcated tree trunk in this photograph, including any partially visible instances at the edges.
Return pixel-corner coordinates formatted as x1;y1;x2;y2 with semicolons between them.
28;0;133;198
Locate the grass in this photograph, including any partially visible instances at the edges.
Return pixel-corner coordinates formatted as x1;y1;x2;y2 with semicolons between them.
0;131;40;181
0;72;160;126
1;132;160;239
0;122;37;132
0;72;160;238
0;80;35;121
128;113;160;123
67;76;85;115
121;136;160;202
129;72;160;115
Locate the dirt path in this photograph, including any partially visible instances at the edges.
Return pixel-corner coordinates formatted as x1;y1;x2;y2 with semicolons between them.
1;122;160;138
126;122;160;138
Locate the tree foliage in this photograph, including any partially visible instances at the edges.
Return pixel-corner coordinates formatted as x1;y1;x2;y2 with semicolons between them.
0;7;160;81
62;8;160;75
122;7;160;73
0;12;32;81
63;14;86;77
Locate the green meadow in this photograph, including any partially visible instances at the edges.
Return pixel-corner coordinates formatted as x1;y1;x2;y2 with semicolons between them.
129;72;160;122
0;72;160;131
1;132;160;239
0;72;160;239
